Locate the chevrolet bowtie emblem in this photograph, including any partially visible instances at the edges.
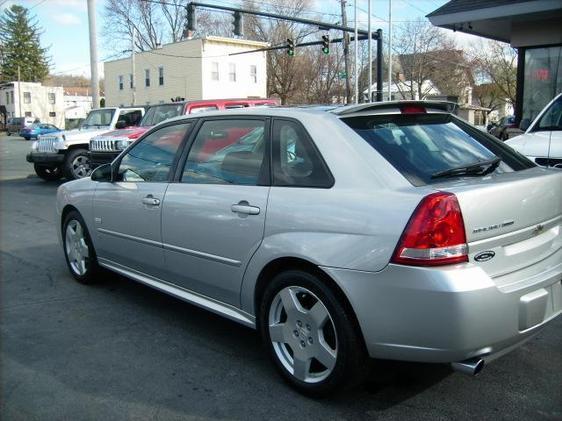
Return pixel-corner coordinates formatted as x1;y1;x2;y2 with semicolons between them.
533;224;545;235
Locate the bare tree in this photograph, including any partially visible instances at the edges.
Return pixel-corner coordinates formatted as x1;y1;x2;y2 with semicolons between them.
471;40;517;105
391;19;469;100
243;0;329;104
102;0;230;53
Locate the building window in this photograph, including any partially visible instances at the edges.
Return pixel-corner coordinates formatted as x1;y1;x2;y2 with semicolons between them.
158;66;164;86
118;75;124;90
48;93;56;104
250;65;257;83
10;91;14;103
49;112;56;117
23;92;31;104
24;111;32;117
5;92;9;104
211;62;219;80
145;69;150;87
129;74;134;89
228;63;236;82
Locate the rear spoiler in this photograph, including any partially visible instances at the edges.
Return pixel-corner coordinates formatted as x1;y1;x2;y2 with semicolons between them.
331;100;458;116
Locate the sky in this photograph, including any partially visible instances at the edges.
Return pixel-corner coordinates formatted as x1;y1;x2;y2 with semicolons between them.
0;0;485;78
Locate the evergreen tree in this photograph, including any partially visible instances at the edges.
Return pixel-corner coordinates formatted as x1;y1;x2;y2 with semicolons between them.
0;5;50;82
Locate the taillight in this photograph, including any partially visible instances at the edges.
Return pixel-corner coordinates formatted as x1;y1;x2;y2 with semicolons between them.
391;192;468;266
400;105;426;114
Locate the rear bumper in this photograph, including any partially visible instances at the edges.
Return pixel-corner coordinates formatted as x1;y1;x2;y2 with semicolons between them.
322;248;562;363
26;152;65;165
89;151;120;167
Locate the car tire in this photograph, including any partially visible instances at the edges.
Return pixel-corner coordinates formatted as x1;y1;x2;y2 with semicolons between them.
63;148;92;180
34;164;63;181
24;136;30;141
259;269;367;397
62;210;100;284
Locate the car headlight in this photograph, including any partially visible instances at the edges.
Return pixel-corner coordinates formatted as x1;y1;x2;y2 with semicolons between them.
53;138;66;150
31;141;38;151
116;139;133;150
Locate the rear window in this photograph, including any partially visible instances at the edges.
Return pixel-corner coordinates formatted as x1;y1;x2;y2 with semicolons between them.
141;104;184;126
342;114;535;186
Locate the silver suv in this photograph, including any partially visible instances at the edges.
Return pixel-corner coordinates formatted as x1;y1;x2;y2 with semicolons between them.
56;102;562;396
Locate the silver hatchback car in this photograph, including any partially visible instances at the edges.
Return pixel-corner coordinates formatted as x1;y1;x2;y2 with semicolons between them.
57;102;562;396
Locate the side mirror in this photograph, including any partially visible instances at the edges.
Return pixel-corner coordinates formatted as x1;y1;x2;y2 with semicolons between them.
115;120;127;129
91;163;112;182
519;118;531;132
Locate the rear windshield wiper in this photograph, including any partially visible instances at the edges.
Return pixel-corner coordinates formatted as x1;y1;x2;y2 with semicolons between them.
431;157;502;179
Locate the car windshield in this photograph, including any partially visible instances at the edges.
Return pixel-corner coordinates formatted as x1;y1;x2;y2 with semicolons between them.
533;95;562;131
342;113;535;186
82;109;115;128
141;104;185;126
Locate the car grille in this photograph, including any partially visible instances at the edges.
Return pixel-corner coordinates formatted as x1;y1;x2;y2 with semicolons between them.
37;136;58;153
90;138;120;152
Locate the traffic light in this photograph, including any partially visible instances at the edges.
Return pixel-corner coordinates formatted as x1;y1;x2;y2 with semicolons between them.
233;11;242;36
186;4;196;32
322;34;329;54
287;38;295;56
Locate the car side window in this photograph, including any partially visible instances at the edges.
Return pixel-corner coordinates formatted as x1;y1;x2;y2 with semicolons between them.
181;119;266;185
116;123;190;183
272;119;334;188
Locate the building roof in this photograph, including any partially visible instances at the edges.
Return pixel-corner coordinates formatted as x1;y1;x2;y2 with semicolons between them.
105;36;269;65
427;0;562;43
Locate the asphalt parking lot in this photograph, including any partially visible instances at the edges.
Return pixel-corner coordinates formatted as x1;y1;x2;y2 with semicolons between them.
0;133;560;420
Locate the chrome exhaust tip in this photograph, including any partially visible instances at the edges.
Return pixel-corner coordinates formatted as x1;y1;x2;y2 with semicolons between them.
451;357;485;376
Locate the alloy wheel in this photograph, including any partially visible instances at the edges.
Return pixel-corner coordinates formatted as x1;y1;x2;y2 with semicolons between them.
71;155;92;178
65;219;89;276
268;286;338;383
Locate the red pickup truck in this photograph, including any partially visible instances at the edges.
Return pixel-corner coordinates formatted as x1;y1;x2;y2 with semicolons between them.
89;98;278;166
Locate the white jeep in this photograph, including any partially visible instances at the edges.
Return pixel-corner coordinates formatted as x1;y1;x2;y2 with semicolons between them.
27;107;145;180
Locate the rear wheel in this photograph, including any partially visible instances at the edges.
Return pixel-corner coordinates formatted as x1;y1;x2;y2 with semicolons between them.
259;270;366;397
64;148;92;180
34;164;63;181
62;211;100;284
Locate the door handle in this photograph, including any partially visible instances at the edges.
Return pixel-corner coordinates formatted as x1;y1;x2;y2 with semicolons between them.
142;195;161;207
231;201;260;215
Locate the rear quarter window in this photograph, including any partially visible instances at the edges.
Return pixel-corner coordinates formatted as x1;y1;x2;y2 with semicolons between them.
342;114;535;186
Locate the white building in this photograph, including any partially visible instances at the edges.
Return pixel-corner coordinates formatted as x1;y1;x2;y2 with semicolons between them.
64;87;93;120
0;81;65;127
104;36;269;107
363;79;441;102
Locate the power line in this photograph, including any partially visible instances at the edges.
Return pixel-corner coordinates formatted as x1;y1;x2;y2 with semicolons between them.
29;0;48;10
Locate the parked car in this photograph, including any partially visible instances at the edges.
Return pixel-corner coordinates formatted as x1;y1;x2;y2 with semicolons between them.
27;107;145;181
489;115;522;140
89;98;279;167
20;123;61;140
56;101;561;396
7;117;36;136
506;92;562;168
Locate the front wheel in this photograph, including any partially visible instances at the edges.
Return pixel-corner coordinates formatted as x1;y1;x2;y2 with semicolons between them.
64;148;92;180
34;164;63;181
62;211;100;284
259;270;367;397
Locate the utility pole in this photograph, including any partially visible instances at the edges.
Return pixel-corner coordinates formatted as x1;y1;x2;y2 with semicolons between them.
131;27;136;105
376;29;383;102
87;0;100;109
367;0;372;102
388;0;392;101
340;0;352;104
17;65;22;118
354;0;358;103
